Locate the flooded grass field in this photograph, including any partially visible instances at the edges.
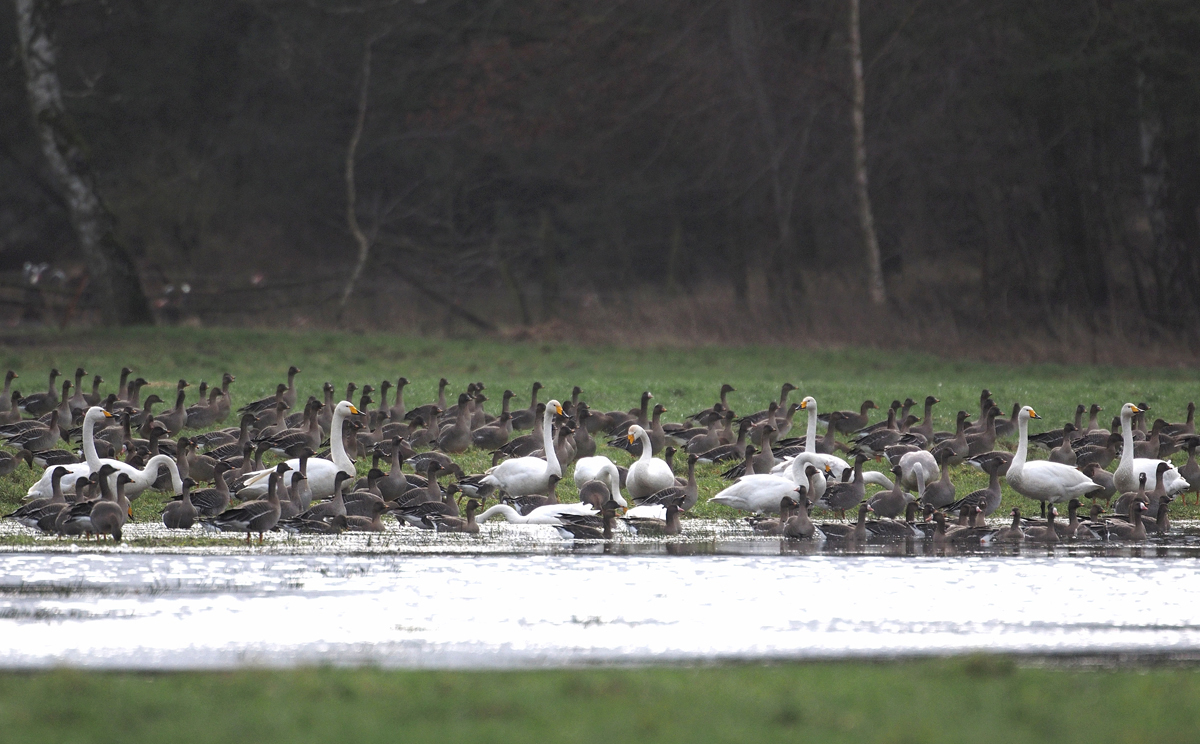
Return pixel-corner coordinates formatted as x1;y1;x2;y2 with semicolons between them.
2;329;1200;740
2;518;1199;669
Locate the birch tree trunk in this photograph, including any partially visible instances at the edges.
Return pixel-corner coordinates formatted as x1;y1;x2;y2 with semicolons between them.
337;32;382;323
848;0;887;305
14;0;153;325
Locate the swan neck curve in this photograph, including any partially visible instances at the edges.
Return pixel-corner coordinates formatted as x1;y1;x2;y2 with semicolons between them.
636;427;653;464
145;454;183;493
479;504;521;523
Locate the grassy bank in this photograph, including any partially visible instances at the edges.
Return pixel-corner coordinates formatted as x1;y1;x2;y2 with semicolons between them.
2;659;1198;743
1;326;1198;533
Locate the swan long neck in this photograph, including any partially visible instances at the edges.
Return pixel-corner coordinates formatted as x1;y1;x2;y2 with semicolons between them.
636;428;653;464
478;504;521;523
82;412;102;469
542;406;561;477
1012;414;1029;471
330;408;352;470
146;455;183;493
1120;409;1135;469
805;404;818;454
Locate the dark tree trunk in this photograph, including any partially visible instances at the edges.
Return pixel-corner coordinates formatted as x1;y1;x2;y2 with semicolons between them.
14;0;153;326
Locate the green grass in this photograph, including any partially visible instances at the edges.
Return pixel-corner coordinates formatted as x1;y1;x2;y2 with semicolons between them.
1;325;1199;538
2;659;1198;743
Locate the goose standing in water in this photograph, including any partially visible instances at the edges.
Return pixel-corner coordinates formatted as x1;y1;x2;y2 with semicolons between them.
235;401;361;499
1006;406;1102;517
205;470;287;543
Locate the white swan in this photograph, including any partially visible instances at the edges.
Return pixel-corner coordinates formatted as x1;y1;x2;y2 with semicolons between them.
710;474;802;514
237;401;360;499
777;396;854;482
574;455;617;485
27;406;111;498
477;502;596;525
479;401;564;497
625;424;675;500
862;470;895;490
624;503;667;520
897;450;937;490
1114;402;1188;496
574;456;627;508
27;407;182;499
1006;406;1102;507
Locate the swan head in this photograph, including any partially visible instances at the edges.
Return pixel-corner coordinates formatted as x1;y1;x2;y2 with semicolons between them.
547;399;564;416
1019;406;1040;421
1122;402;1144;419
627;424;646;444
799;396;816;411
86;406;114;423
334;401;361;417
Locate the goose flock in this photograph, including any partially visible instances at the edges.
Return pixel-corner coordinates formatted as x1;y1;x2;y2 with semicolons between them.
0;365;1196;546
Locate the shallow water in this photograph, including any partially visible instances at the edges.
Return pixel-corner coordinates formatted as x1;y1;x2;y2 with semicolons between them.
2;519;1200;669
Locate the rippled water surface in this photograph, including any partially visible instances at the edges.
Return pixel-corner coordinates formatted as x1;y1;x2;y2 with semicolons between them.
2;519;1200;669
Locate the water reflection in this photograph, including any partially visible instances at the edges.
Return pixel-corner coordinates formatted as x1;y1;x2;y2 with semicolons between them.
0;545;1197;669
3;519;1200;559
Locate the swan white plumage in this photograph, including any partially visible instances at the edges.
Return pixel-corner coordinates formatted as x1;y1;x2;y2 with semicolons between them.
710;474;803;514
27;406;111;498
477;502;597;524
625;424;675;500
862;470;894;489
479;401;565;497
27;407;183;499
574;455;616;484
1114;402;1188;496
772;396;859;487
897;450;937;490
573;455;628;507
1006;406;1102;506
624;503;667;520
236;401;360;499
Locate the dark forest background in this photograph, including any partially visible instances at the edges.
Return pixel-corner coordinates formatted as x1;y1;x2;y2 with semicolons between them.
2;1;1200;362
